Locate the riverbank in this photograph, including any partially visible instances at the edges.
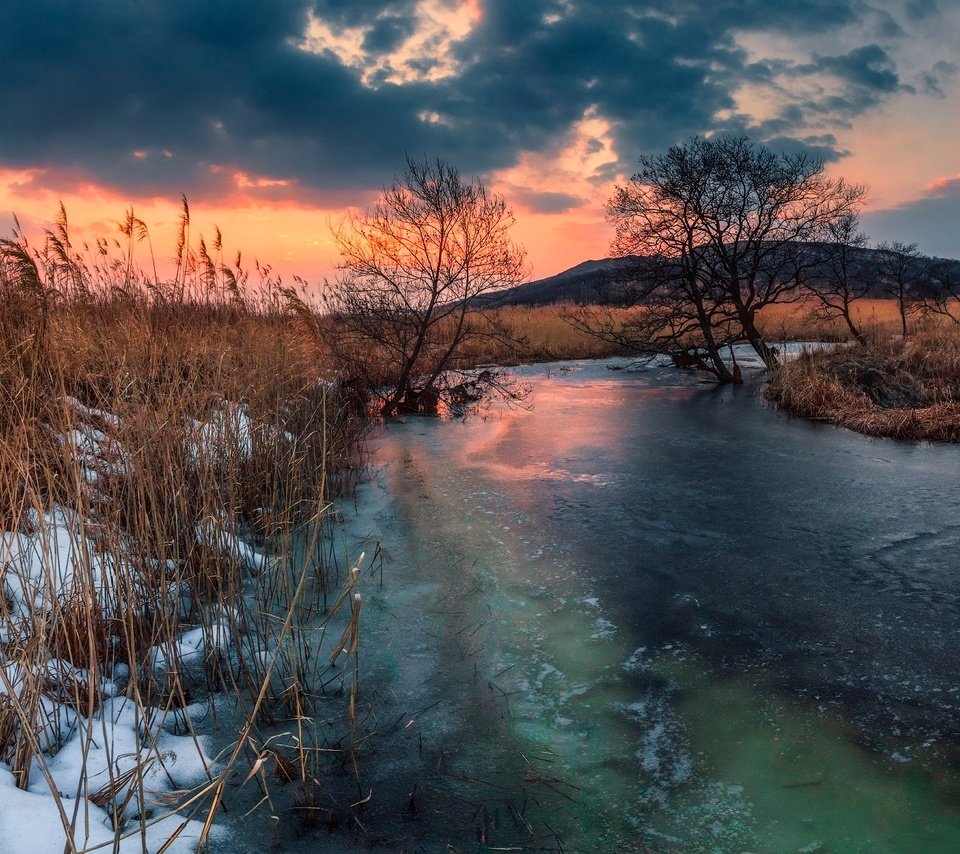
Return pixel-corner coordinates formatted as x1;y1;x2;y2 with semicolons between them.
0;261;368;850
766;327;960;442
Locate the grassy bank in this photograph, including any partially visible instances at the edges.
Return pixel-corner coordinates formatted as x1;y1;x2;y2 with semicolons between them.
453;299;910;369
0;223;371;850
766;325;960;442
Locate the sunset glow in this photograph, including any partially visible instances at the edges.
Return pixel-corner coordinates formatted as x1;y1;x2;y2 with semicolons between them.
2;0;958;287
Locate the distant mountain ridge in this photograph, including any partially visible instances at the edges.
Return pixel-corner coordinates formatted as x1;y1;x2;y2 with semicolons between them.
482;256;645;305
487;245;960;307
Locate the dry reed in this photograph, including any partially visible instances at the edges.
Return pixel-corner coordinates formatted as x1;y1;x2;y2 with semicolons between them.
0;206;371;852
766;322;960;441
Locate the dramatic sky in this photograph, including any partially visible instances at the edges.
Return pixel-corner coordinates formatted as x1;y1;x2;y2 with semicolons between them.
1;0;958;283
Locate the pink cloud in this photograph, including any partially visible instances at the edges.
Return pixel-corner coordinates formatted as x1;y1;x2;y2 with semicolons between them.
925;174;960;196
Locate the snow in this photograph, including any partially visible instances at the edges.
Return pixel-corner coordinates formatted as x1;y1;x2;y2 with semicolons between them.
0;396;276;854
195;517;267;572
1;505;118;623
148;621;233;672
0;651;221;852
0;762;224;854
43;699;216;812
186;401;292;466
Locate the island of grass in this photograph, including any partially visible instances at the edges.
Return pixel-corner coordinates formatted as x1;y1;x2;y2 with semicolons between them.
766;326;960;442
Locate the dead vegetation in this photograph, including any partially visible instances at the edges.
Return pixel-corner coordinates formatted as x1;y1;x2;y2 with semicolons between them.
766;325;960;442
0;204;374;850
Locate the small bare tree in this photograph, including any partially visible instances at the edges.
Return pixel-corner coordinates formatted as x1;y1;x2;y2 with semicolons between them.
917;258;960;325
875;241;928;339
807;212;872;345
324;158;527;415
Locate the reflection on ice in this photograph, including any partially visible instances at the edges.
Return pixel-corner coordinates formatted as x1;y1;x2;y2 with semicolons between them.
220;356;960;852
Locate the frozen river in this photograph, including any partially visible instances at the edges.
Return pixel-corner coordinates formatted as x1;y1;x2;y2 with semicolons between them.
226;356;960;851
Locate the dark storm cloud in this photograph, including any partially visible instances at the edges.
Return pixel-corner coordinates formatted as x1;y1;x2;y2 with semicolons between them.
361;15;419;53
919;61;958;97
0;0;952;198
809;46;901;95
0;0;442;193
310;0;417;29
753;134;849;163
905;0;941;21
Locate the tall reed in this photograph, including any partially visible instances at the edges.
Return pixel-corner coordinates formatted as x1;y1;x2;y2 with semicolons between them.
0;207;370;851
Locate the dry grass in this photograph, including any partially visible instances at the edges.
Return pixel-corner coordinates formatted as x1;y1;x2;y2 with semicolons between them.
766;323;960;441
448;299;910;369
755;298;907;343
0;210;372;850
465;304;634;362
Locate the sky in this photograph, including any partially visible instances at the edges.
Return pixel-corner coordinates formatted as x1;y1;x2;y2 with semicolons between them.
1;0;958;285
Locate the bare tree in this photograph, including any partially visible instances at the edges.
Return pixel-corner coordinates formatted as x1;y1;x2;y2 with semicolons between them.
875;241;928;339
564;243;742;383
324;158;527;415
916;257;960;325
807;212;872;345
598;136;866;379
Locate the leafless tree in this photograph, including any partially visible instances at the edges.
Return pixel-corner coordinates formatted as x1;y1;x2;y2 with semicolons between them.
807;212;872;345
594;136;866;380
916;257;960;325
563;245;743;382
875;241;928;339
324;158;527;415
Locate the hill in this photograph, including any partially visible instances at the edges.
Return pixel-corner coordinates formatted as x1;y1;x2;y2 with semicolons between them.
486;245;959;307
481;255;646;306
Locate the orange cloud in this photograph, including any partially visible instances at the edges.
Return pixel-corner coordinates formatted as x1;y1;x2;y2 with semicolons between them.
298;0;482;86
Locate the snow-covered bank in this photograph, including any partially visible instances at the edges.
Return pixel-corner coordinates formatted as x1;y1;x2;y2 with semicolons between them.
0;398;281;853
0;699;221;854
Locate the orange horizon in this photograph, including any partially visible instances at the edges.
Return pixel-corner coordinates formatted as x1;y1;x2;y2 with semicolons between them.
0;168;612;287
1;149;957;291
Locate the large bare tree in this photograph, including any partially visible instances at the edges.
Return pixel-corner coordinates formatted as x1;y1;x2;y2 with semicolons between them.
596;136;866;379
324;158;527;415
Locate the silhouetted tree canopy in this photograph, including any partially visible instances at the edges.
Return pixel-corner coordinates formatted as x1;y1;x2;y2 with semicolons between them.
577;136;867;382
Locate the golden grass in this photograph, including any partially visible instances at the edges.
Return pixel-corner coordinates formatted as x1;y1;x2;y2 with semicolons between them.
487;304;635;363
0;213;371;849
766;323;960;442
755;298;907;343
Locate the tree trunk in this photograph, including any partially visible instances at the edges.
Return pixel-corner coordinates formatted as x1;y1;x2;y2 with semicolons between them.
690;284;736;383
740;313;778;369
843;309;867;346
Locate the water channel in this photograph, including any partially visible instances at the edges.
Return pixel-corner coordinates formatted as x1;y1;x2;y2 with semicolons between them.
223;356;960;852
